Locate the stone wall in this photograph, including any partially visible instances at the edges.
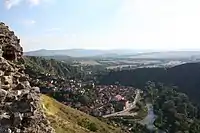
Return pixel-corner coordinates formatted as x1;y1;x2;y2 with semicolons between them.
0;22;55;133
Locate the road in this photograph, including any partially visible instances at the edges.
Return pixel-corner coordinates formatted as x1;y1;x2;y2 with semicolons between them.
102;89;141;118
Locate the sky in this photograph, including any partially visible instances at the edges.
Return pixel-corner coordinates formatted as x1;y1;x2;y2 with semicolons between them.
1;0;200;51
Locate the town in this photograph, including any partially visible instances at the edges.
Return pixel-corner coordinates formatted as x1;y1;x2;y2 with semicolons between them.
29;72;141;117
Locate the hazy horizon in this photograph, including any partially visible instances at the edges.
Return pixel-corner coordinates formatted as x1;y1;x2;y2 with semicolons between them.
2;0;200;51
25;48;200;53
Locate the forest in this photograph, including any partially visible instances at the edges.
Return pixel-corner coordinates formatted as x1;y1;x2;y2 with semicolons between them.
98;63;200;104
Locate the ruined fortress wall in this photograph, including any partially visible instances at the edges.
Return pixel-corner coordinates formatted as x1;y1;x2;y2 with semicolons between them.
0;22;55;133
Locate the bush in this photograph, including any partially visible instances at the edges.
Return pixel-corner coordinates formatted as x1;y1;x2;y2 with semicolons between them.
77;118;98;132
88;122;98;132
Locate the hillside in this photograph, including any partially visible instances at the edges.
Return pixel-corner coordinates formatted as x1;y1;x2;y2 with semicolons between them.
144;83;200;133
23;55;200;132
24;56;80;79
24;56;107;84
24;55;200;105
41;95;122;133
98;62;200;104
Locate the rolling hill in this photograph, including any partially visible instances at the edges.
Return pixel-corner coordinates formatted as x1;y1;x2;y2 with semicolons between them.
24;49;138;57
25;49;200;59
126;51;200;59
24;56;80;79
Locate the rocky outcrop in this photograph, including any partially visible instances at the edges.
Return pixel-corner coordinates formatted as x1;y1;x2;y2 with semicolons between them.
0;22;55;133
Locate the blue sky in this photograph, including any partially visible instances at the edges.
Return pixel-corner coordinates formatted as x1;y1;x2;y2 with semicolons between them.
1;0;200;51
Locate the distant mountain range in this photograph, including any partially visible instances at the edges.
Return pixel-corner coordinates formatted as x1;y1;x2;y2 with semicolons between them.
24;49;200;59
127;51;200;59
24;49;138;57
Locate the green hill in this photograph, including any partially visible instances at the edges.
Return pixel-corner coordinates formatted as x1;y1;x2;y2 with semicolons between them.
98;62;200;104
24;56;80;79
40;95;122;133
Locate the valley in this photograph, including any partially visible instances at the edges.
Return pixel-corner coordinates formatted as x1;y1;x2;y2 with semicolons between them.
2;0;200;132
23;55;200;133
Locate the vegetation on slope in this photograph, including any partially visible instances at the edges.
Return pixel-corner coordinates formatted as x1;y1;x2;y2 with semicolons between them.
145;82;200;133
25;55;200;132
98;63;200;104
24;56;106;82
24;56;80;79
40;95;122;133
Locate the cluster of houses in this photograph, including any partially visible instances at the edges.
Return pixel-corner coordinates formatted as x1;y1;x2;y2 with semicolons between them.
90;85;136;116
29;72;138;116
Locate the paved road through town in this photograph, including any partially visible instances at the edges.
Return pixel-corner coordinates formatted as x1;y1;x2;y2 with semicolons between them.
102;89;141;118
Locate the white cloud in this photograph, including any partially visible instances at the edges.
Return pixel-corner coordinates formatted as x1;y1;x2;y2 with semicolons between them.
46;28;61;32
90;0;200;50
21;19;36;26
21;33;78;51
4;0;22;9
22;0;200;51
4;0;53;9
28;0;40;5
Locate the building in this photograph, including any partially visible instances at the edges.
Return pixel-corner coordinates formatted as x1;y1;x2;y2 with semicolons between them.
111;95;129;112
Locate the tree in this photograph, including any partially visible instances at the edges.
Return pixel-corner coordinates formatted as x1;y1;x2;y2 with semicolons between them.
78;95;91;106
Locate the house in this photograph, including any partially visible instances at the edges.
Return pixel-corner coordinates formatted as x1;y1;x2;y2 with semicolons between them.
119;100;129;110
111;95;129;112
111;94;124;102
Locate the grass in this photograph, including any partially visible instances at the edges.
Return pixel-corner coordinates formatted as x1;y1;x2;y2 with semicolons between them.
40;95;122;133
133;107;148;120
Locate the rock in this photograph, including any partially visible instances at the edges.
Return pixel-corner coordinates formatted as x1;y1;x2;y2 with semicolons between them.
0;117;11;126
16;90;22;96
0;89;7;103
1;84;11;90
21;89;30;95
23;81;31;88
5;92;17;102
2;76;13;85
14;83;25;90
17;64;25;71
0;128;12;133
12;112;23;126
0;22;55;133
7;65;14;72
13;72;21;78
0;112;10;119
6;128;12;133
18;57;25;64
14;128;21;133
19;75;29;82
31;87;40;93
4;70;12;76
0;70;4;76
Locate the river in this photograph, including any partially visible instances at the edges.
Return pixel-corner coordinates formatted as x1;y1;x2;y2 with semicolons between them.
139;103;157;130
139;103;165;133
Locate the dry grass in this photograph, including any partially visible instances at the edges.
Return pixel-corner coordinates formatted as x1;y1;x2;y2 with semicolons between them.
40;95;122;133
